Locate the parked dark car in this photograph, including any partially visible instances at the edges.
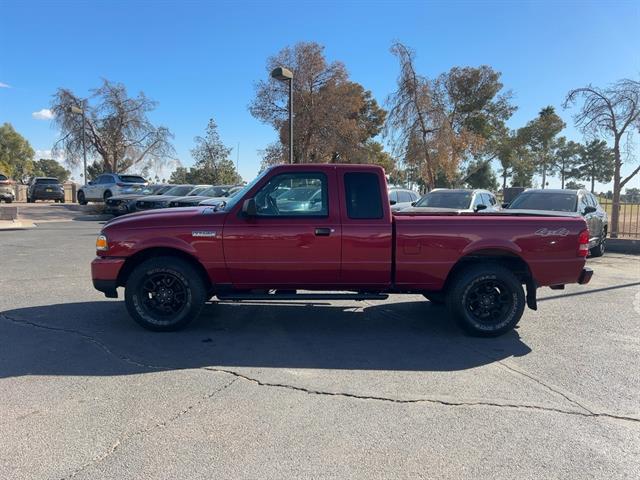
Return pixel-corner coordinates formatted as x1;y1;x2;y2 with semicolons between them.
506;189;608;257
388;188;421;212
0;173;15;203
105;184;173;216
402;189;500;213
169;185;243;208
27;177;65;203
134;185;206;211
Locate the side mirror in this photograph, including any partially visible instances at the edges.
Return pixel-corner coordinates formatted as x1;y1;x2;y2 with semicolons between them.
242;198;257;216
475;204;487;212
501;202;509;208
389;199;397;205
88;181;94;186
583;206;596;215
411;201;416;206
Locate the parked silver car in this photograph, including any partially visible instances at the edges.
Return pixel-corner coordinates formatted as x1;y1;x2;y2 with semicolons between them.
401;189;500;213
388;188;421;211
77;173;148;205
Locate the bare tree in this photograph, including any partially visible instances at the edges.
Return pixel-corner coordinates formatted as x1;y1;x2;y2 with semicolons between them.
564;78;640;237
385;42;514;190
51;79;175;176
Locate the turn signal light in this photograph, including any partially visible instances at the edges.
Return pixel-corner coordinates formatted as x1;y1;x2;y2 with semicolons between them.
96;234;109;252
577;229;589;257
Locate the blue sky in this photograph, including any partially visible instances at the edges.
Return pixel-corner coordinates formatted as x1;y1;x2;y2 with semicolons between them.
1;0;639;189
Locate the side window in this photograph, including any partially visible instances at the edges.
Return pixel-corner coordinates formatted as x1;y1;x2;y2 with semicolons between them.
472;193;484;207
411;192;420;202
105;175;116;184
398;191;412;203
481;193;492;206
488;194;497;205
254;172;327;217
345;172;383;219
388;190;398;204
587;194;597;207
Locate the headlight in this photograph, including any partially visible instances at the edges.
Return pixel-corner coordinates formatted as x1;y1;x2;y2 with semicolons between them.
96;234;109;251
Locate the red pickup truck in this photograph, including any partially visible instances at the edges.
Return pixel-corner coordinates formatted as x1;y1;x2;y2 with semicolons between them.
91;164;592;336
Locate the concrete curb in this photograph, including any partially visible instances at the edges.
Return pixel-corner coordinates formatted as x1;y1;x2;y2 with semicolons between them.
607;238;640;255
0;220;36;230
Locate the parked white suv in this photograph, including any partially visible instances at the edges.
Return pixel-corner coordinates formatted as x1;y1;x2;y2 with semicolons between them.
78;173;147;204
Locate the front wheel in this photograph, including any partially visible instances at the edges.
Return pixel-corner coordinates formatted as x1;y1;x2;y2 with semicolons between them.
125;256;208;331
446;264;525;337
78;191;87;205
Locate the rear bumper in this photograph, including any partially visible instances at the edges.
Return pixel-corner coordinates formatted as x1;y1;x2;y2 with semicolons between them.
32;192;64;200
578;267;593;285
91;257;126;298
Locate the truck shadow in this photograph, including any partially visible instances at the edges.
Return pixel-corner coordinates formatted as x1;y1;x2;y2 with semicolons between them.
0;299;531;379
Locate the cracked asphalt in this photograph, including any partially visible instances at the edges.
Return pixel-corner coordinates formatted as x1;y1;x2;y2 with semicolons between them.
1;221;639;479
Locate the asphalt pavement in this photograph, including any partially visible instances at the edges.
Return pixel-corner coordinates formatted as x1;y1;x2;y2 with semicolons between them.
0;221;639;479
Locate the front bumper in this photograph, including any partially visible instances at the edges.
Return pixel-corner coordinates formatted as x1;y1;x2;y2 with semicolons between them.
578;267;593;285
91;257;126;298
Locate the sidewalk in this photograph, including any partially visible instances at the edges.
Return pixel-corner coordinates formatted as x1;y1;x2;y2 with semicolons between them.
0;203;112;229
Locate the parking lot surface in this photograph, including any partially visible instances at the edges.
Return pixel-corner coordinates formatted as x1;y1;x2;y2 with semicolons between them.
1;220;639;479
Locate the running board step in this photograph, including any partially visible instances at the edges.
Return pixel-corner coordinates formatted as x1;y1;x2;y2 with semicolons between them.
217;292;389;302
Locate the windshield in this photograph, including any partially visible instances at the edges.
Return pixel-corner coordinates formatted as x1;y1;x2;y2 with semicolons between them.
415;191;472;209
188;186;210;196
200;186;231;197
163;186;194;196
221;169;270;211
508;192;578;212
118;175;146;184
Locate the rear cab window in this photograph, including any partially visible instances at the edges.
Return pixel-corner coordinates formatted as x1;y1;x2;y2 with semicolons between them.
344;172;383;219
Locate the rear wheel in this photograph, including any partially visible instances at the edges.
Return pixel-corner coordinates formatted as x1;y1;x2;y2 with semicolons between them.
446;264;525;337
78;191;87;205
590;231;606;257
125;257;207;331
103;191;112;201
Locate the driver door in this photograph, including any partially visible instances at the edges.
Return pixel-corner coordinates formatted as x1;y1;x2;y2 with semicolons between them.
223;170;341;288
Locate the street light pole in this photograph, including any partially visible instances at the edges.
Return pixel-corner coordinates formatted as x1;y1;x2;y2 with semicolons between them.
270;67;294;164
71;102;88;184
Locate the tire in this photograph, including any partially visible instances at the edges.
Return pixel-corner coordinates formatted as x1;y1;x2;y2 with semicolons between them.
27;197;32;203
5;199;11;204
103;191;112;201
78;191;87;205
423;292;446;304
590;233;606;258
446;264;525;337
125;256;208;332
60;198;65;204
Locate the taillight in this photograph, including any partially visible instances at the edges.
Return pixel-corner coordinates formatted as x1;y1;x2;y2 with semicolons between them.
578;229;589;257
116;182;126;187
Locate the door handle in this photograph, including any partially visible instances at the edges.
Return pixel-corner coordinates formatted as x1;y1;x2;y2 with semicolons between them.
314;227;333;236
